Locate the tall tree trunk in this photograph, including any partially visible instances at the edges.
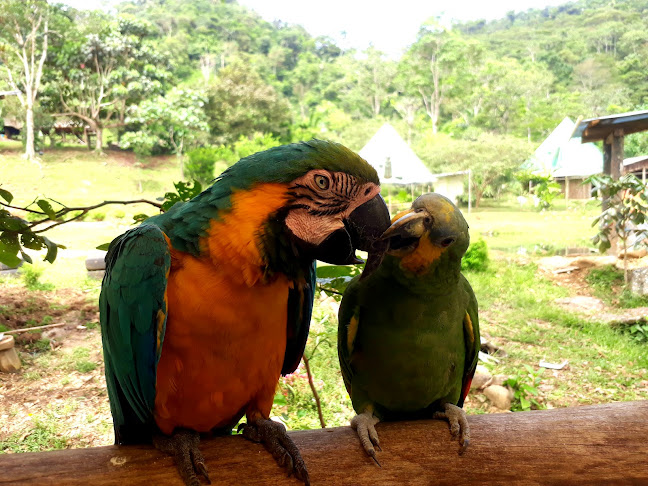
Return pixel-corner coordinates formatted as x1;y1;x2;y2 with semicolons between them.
94;126;103;153
24;103;36;160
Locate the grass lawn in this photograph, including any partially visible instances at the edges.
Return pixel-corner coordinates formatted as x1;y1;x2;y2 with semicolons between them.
1;145;646;452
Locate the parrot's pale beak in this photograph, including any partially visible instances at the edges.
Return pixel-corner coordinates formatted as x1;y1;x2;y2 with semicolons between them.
380;209;432;255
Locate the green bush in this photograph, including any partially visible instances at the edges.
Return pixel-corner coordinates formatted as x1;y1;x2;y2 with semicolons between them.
20;265;54;291
185;147;218;184
90;211;105;222
462;238;489;272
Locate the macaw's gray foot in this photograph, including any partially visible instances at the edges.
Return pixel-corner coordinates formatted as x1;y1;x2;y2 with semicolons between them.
239;418;310;486
350;411;382;465
433;403;470;454
153;429;211;486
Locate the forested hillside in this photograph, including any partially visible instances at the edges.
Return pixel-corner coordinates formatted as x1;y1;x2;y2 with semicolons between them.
2;0;648;172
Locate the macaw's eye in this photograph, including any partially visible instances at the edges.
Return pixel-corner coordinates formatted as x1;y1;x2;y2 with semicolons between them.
314;175;329;190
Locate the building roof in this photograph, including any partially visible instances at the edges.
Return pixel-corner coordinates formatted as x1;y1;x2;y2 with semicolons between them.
359;123;436;185
624;155;648;167
572;109;648;143
431;170;470;178
0;90;20;100
525;117;603;178
622;155;648;175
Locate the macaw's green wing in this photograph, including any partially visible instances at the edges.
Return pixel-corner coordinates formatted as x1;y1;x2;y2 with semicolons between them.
281;260;317;375
458;275;480;408
337;275;361;395
99;224;171;444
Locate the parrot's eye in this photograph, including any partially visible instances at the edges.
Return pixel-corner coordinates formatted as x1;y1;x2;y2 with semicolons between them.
314;175;330;190
441;237;455;248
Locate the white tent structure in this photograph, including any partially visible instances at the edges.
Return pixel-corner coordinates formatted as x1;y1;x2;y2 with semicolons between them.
359;123;436;185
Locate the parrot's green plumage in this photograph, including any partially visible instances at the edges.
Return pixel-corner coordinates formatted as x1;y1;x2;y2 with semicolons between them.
100;140;391;485
338;193;479;462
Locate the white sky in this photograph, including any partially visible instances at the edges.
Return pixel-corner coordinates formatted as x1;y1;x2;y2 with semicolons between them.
62;0;572;58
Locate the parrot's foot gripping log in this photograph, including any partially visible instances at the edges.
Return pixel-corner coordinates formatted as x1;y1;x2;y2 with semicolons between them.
350;411;382;466
153;429;211;486
239;418;310;485
433;403;471;454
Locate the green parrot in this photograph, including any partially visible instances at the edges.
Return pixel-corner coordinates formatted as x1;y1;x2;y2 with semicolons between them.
338;193;479;463
99;140;390;485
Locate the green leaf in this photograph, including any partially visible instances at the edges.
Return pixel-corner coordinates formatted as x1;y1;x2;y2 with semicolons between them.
273;391;287;406
0;188;13;204
96;242;111;251
36;200;57;220
42;237;58;264
0;232;21;267
0;216;28;231
0;250;21;268
20;250;33;264
21;232;43;250
133;213;149;224
520;396;531;410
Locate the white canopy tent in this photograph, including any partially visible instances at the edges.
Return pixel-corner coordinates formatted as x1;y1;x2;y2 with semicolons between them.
359;123;436;185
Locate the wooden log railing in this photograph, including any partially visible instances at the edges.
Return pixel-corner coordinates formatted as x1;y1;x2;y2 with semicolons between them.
1;401;647;485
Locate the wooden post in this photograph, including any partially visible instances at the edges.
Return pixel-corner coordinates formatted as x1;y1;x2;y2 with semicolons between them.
611;129;624;179
565;176;570;204
1;401;647;485
603;129;625;254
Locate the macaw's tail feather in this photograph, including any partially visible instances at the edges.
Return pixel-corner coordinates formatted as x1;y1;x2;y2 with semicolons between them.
110;368;156;445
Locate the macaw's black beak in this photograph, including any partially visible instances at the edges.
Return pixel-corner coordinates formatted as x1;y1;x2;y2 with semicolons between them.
314;194;391;270
380;209;432;255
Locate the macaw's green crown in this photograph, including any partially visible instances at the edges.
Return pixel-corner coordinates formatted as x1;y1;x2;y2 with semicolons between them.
148;140;379;256
217;139;379;188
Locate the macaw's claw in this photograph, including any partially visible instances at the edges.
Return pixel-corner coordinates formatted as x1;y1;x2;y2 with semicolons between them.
433;403;471;454
240;418;310;486
153;429;211;486
351;411;382;465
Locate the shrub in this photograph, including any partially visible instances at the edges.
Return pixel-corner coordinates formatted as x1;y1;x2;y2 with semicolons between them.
185;147;218;184
20;265;54;291
90;212;105;222
462;238;489;272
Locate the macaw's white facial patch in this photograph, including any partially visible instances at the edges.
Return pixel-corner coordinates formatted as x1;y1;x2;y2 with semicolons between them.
284;170;381;247
285;210;345;246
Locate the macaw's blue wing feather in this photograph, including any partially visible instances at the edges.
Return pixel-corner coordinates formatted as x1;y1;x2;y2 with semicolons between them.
281;260;316;375
99;224;170;444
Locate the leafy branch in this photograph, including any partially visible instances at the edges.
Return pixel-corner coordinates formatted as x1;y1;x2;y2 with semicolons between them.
588;174;648;286
0;180;203;267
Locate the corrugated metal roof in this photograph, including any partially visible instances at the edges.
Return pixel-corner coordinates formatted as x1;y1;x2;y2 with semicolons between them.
623;155;648;167
572;109;648;142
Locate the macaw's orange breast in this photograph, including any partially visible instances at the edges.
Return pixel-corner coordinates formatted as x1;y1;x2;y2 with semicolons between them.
155;256;291;434
154;183;295;435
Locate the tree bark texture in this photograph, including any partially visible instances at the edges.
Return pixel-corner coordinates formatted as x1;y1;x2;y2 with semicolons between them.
0;401;646;485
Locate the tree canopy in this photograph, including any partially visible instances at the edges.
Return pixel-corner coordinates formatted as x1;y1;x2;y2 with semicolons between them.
1;0;647;168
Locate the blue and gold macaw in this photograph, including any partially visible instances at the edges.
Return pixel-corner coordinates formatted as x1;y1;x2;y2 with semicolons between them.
100;140;390;485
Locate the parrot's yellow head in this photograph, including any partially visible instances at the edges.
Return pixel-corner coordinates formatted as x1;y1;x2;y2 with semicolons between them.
378;193;469;275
